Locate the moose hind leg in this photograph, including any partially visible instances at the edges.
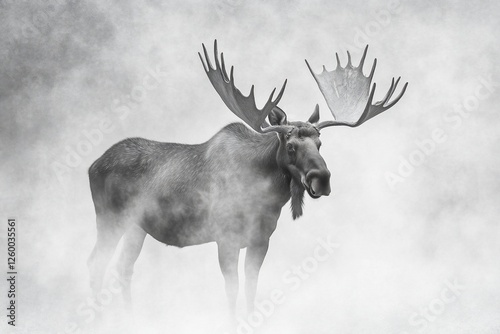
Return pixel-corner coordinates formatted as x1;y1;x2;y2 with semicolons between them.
244;240;269;313
115;224;147;303
217;242;240;316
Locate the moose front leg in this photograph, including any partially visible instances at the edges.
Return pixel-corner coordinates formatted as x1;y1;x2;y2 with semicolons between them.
115;224;147;304
217;242;240;316
244;239;269;313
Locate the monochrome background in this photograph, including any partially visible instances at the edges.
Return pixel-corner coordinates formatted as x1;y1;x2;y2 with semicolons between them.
0;0;499;333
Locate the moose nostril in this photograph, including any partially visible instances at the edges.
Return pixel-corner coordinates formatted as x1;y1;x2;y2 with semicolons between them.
307;169;331;197
310;178;322;193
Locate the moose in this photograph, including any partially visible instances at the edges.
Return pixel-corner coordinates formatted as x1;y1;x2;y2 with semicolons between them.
87;41;407;315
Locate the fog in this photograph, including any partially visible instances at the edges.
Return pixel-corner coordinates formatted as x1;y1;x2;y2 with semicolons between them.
1;0;499;333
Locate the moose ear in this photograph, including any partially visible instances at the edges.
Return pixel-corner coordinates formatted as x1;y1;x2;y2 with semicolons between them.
268;106;288;126
308;104;320;124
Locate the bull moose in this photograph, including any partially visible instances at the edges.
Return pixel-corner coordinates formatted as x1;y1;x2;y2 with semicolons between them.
87;40;407;315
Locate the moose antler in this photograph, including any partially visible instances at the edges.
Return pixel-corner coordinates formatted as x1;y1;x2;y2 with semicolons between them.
305;45;408;129
199;40;291;134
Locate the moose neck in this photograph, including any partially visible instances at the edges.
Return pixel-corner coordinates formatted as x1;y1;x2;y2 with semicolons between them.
255;132;305;220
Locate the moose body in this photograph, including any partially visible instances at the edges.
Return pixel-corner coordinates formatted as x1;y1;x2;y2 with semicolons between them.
87;40;407;316
89;122;291;249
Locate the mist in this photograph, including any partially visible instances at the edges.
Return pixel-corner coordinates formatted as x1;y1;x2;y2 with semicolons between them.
1;0;499;333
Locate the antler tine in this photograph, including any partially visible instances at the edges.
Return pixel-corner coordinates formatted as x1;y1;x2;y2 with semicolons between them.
388;77;400;100
368;58;377;79
304;59;315;77
383;81;408;110
213;40;221;70
198;48;208;72
346;51;352;68
273;79;287;104
229;65;235;88
200;40;291;134
220;53;229;81
360;79;408;123
202;43;212;71
358;45;369;70
376;77;407;109
377;77;396;106
335;52;341;69
357;82;377;124
265;87;277;105
368;82;377;106
308;45;407;129
249;84;255;98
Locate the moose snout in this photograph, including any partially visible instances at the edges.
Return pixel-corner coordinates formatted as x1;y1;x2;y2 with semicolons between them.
305;169;331;197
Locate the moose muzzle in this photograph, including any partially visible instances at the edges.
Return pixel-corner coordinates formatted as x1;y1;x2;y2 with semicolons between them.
304;169;331;198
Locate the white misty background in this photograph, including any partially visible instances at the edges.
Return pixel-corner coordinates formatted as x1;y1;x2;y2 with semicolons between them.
0;0;499;333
